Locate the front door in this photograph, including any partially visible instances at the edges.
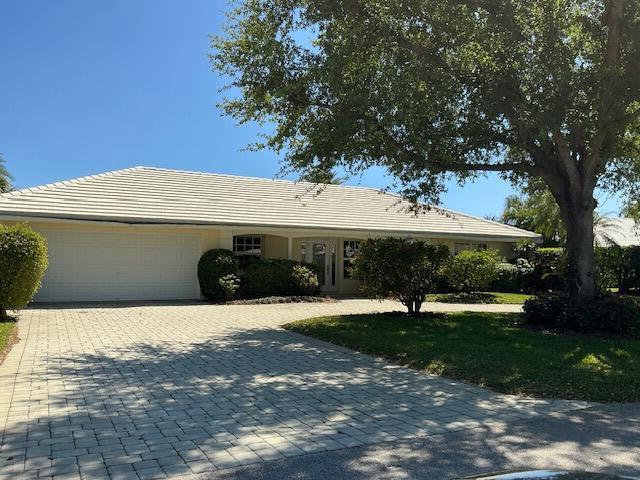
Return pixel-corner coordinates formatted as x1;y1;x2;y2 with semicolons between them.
303;239;337;292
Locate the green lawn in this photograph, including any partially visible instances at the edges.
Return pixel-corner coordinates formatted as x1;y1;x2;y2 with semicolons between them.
426;291;534;304
0;321;17;364
284;312;640;402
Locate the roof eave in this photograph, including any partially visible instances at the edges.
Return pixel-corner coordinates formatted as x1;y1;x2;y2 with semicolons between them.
0;212;540;243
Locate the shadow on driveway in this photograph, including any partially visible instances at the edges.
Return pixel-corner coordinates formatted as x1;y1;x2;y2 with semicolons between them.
0;324;626;479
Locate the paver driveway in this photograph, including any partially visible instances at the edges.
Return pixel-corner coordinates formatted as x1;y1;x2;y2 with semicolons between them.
0;300;589;480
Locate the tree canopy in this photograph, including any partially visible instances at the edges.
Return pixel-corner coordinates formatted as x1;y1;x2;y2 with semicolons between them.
212;0;640;299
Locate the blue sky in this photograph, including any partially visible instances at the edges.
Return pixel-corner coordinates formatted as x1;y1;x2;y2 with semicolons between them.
1;0;613;218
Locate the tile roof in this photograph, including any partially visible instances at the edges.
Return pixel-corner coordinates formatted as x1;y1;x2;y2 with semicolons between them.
0;166;538;240
595;217;640;247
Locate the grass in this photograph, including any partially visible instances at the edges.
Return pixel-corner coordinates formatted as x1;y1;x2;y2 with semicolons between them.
0;321;17;365
284;312;640;402
426;291;535;304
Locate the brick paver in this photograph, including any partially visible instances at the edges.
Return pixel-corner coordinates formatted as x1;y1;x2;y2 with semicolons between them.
0;300;589;479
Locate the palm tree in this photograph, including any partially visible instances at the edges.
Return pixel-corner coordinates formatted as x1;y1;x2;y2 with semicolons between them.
0;154;13;193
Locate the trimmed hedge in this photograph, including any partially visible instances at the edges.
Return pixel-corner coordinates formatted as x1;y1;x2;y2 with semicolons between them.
243;259;320;298
442;249;500;294
0;224;48;318
523;293;640;337
198;249;240;301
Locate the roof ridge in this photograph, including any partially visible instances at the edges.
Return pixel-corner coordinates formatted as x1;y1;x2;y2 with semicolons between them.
134;166;389;193
0;167;144;198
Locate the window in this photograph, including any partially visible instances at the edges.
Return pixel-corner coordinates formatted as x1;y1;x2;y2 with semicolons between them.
233;235;262;269
454;242;488;254
343;240;361;279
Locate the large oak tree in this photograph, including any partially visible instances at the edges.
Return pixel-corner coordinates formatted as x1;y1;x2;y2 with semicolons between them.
212;0;640;299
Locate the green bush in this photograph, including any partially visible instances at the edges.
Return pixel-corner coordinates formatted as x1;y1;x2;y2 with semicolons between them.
351;238;450;313
443;249;500;294
490;262;519;292
198;249;240;301
244;259;320;298
0;224;48;318
523;293;640;337
596;245;640;292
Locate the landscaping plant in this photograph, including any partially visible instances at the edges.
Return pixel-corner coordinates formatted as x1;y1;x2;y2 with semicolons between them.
523;292;640;338
351;238;449;314
244;259;320;298
443;249;500;296
218;274;241;300
0;224;48;319
198;249;240;301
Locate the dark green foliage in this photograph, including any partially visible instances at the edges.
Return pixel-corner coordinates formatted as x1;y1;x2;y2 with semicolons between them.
596;245;640;292
442;249;500;294
244;259;320;298
489;262;519;292
198;249;240;301
512;245;567;292
212;0;640;301
523;293;640;337
0;224;48;317
502;181;565;246
351;238;449;313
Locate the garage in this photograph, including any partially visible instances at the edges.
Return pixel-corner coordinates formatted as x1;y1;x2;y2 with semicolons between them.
34;228;201;302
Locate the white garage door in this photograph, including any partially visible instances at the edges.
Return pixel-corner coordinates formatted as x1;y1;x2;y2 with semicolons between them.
35;229;201;302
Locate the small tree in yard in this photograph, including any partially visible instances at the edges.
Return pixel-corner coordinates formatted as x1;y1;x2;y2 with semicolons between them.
351;238;449;314
0;224;48;319
443;250;500;295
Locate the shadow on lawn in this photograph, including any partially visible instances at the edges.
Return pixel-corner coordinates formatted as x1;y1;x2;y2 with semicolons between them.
0;325;631;478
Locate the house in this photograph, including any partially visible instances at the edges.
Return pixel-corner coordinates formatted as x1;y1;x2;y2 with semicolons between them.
0;167;539;302
594;217;640;247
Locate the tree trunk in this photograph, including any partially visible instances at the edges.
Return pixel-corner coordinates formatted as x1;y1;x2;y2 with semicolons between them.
562;200;597;300
0;308;7;321
413;300;422;313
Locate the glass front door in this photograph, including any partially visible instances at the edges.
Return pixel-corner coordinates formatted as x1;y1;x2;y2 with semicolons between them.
302;239;337;292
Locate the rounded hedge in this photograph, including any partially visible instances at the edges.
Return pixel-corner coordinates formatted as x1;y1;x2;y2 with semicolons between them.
243;259;320;298
443;249;500;294
197;249;240;301
0;224;48;317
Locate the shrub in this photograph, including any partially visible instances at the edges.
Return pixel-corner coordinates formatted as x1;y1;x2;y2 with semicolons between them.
532;247;567;291
244;259;320;298
596;245;640;292
0;224;48;318
523;293;640;337
490;262;519;292
291;264;320;293
351;238;450;313
218;274;241;300
198;249;240;301
443;249;500;294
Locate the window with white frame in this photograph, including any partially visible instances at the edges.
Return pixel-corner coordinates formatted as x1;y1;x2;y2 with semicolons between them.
233;235;262;268
343;240;361;279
